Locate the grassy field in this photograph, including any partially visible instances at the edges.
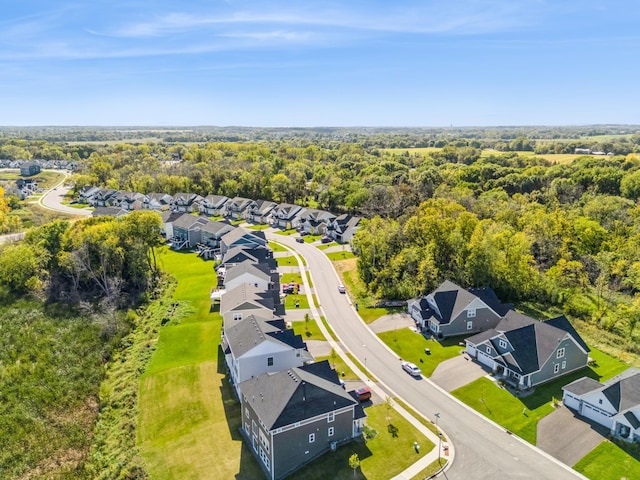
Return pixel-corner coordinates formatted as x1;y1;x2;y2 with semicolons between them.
410;459;448;480
291;318;326;341
574;440;640;479
377;329;464;377
138;249;263;479
281;272;304;285
451;346;629;445
326;250;356;261
288;405;434;480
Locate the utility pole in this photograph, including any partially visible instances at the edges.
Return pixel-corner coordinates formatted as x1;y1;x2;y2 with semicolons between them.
434;412;441;465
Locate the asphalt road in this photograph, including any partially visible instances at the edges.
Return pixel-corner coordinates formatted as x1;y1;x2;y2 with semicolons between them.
269;233;585;480
38;171;92;216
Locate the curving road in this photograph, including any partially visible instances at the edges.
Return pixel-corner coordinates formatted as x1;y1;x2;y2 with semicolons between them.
38;172;92;216
268;233;585;480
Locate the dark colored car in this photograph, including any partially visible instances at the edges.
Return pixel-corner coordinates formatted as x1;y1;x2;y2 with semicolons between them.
296;237;305;243
321;236;332;244
354;387;371;402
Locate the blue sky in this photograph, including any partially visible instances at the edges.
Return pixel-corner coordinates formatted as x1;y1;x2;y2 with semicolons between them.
1;1;638;126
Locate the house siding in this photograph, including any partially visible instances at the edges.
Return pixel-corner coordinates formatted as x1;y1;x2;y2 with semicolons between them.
440;306;500;337
530;338;587;387
272;409;354;480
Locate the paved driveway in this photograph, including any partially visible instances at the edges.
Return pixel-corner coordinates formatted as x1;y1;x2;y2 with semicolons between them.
430;354;489;391
369;313;415;333
537;406;607;466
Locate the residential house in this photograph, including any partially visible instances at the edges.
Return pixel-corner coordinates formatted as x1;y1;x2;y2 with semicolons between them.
326;214;361;243
172;192;204;213
200;220;235;248
169;213;210;249
222;314;312;397
298;208;335;236
15;178;38;199
92;206;129;218
269;203;304;230
465;311;590;389
409;280;511;337
223;260;279;292
239;360;365;480
78;185;101;204
219;283;284;322
91;188;119;207
225;196;256;220
144;193;174;211
114;191;146;211
221;245;276;270
20;161;40;176
563;368;640;442
220;227;268;256
247;200;278;224
200;194;230;216
160;211;183;240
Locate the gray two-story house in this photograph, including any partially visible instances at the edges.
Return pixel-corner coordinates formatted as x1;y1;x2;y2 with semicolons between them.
466;311;590;389
239;361;365;480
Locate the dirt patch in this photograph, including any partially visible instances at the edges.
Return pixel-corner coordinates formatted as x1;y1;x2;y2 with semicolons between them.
430;354;489;391
537;405;608;466
369;313;415;333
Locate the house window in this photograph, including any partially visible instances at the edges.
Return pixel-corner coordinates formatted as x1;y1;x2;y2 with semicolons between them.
557;348;565;359
259;429;269;453
252;420;257;434
598;399;603;405
328;412;335;423
309;433;315;443
554;363;560;374
328;427;335;437
467;321;473;330
562;361;566;370
233;312;242;321
267;357;274;367
467;309;476;318
259;446;270;471
486;346;492;354
499;340;507;349
245;408;250;419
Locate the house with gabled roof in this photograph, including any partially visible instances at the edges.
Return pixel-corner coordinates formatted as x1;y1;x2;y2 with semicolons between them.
269;203;305;230
145;193;173;211
225;196;256;220
247;200;278;224
408;280;512;338
78;185;100;204
221;245;276;270
91;206;129;218
219;283;284;321
200;220;235;247
113;191;146;211
326;214;361;243
239;360;365;480
563;368;640;442
169;213;210;249
465;311;590;389
172;192;204;213
220;227;268;256
200;194;229;216
223;261;279;292
91;188;119;207
298;208;335;235
222;314;312;397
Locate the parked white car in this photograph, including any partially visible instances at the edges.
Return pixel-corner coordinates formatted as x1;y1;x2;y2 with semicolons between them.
401;361;422;377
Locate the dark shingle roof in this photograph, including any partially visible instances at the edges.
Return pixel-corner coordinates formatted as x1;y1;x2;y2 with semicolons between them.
546;315;590;353
602;369;640;412
468;287;513;317
430;280;476;325
562;377;603;396
624;411;640;429
240;361;358;430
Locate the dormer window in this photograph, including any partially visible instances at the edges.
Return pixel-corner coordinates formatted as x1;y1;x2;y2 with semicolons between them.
467;309;476;318
486;346;492;354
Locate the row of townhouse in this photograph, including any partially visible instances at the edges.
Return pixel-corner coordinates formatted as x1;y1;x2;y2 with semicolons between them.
217;241;366;479
80;187;361;243
410;281;640;444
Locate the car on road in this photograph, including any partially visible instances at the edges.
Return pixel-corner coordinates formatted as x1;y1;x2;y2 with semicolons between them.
337;284;346;294
321;236;332;243
354;387;371;402
295;237;304;243
401;361;422;377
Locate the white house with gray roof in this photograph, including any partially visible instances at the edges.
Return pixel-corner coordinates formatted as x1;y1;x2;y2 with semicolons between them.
223;261;278;292
563;368;640;442
219;283;284;321
222;315;312;398
239;361;365;480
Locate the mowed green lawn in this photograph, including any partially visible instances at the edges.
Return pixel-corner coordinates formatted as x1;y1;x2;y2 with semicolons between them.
138;248;262;479
574;440;640;479
377;328;464;377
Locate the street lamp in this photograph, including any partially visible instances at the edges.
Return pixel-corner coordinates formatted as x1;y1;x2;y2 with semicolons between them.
434;412;441;465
